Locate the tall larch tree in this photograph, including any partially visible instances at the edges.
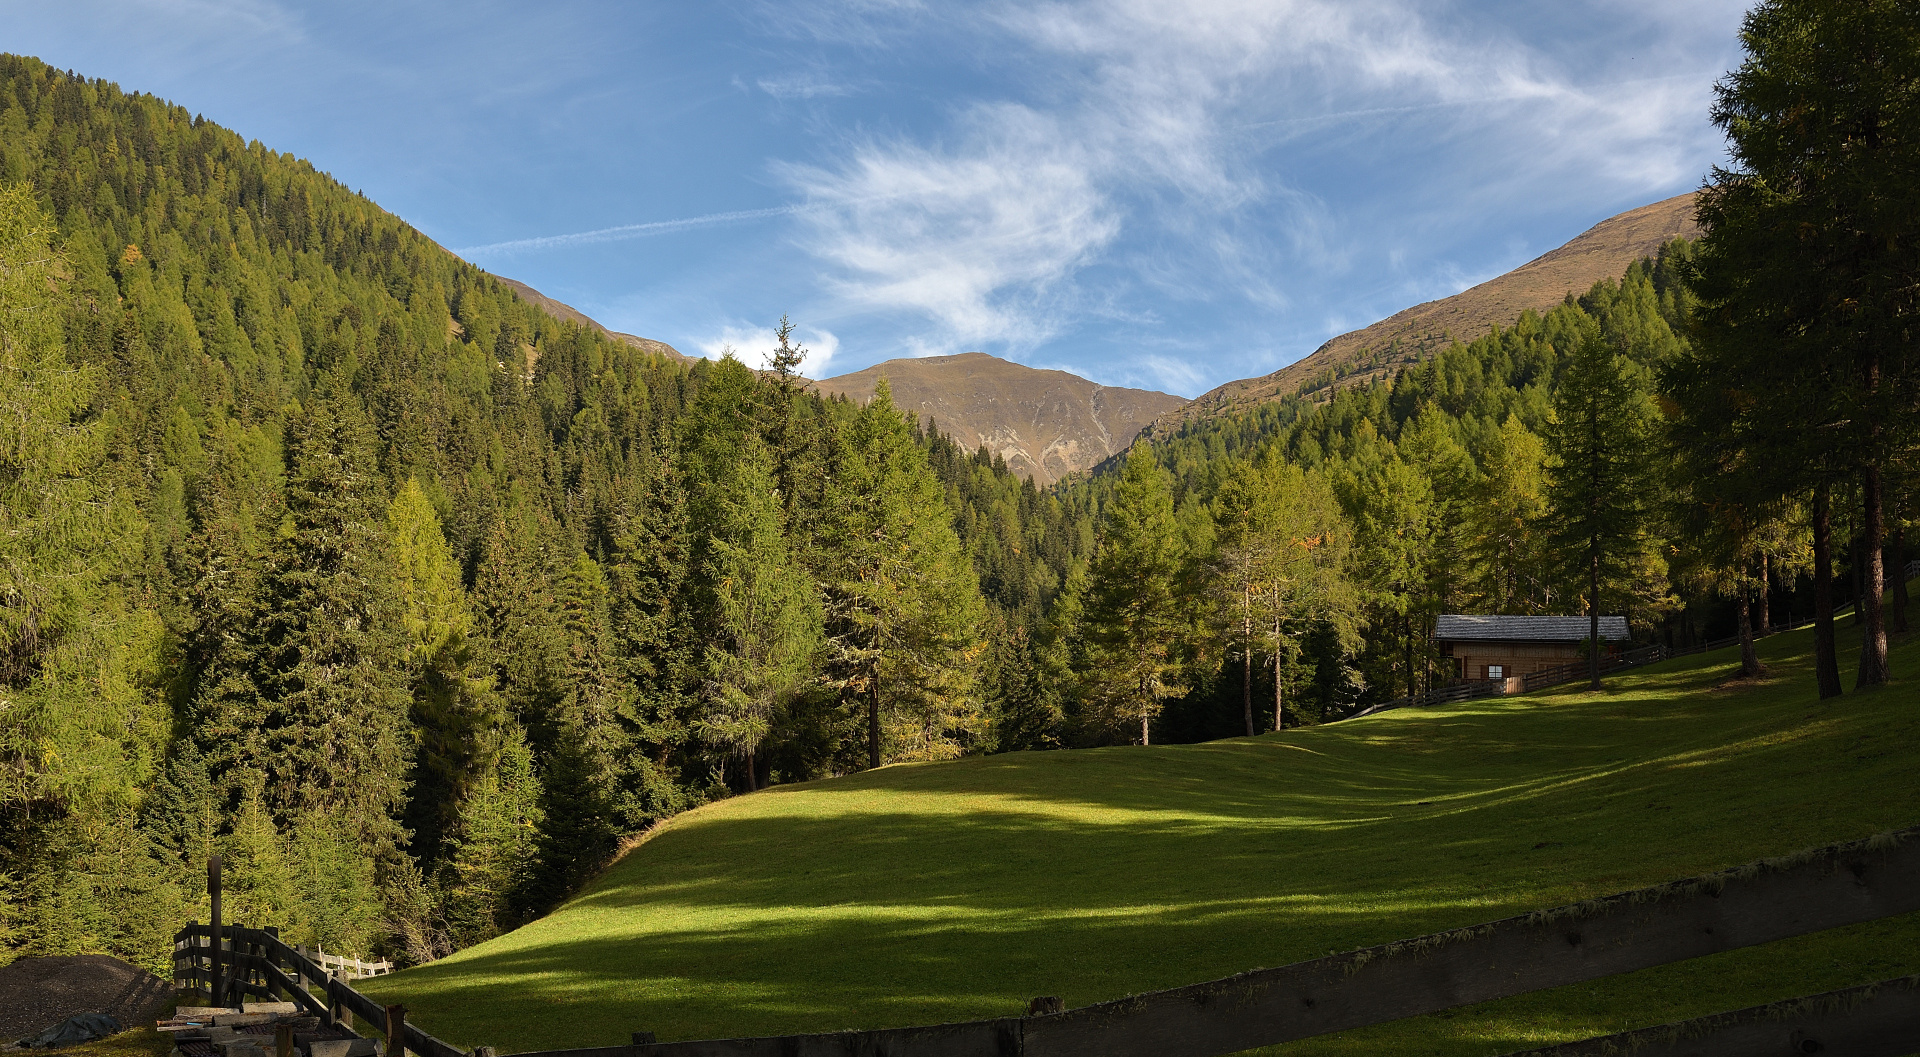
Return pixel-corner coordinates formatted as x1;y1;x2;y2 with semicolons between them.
1685;0;1920;689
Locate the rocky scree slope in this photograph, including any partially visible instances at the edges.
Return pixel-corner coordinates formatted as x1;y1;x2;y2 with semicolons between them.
813;352;1185;485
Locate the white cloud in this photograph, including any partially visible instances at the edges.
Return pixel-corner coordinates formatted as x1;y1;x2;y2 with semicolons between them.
697;324;841;378
755;72;858;100
768;0;1728;364
779;102;1119;353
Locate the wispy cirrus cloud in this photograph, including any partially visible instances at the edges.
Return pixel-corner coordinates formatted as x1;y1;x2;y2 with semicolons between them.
766;0;1731;372
776;102;1119;349
456;205;805;258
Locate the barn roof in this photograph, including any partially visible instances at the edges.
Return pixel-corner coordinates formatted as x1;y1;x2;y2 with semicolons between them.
1435;614;1630;643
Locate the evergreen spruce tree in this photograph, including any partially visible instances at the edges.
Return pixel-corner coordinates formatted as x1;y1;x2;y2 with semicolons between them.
442;723;542;945
819;382;985;766
387;478;502;866
1077;445;1189;744
693;436;821;790
1544;337;1663;689
251;389;413;844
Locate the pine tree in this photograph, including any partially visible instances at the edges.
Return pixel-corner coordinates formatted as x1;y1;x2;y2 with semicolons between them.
1077;445;1190;744
1544;337;1663;689
1244;457;1352;729
387;478;502;866
1465;416;1552;613
246;389;413;849
693;436;821;790
819;382;985;766
0;185;168;960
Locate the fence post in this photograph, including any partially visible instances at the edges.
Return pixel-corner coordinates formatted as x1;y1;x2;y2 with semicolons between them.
385;1004;408;1057
263;927;280;1000
208;853;224;1009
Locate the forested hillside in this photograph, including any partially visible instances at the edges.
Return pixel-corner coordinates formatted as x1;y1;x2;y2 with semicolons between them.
0;56;1087;970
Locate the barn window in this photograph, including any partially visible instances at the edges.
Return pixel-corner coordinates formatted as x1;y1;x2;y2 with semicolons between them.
1487;664;1504;681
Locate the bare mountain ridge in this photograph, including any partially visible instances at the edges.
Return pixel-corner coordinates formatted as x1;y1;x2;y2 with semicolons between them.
496;277;691;363
814;353;1187;485
1144;192;1702;438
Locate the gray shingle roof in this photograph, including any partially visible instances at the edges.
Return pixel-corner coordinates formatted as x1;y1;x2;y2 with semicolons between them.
1435;614;1630;643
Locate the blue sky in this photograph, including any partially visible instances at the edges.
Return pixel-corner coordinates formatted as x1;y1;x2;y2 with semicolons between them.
6;0;1745;396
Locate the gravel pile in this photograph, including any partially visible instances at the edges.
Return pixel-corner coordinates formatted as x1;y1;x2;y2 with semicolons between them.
0;955;171;1045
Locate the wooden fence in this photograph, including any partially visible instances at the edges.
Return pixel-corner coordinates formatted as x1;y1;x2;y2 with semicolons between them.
206;826;1909;1057
1341;677;1499;720
173;923;464;1057
292;945;395;980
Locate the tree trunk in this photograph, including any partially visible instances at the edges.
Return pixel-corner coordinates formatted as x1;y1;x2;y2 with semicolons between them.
867;670;881;770
1756;553;1772;634
743;747;758;792
1241;588;1254;737
1813;483;1843;699
1587;543;1601;691
1273;626;1285;732
1141;706;1151;747
1892;519;1909;634
1402;614;1414;702
1736;569;1764;678
1856;465;1889;687
1850;534;1864;627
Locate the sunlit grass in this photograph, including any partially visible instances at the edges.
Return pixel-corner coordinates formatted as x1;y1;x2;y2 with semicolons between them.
371;607;1920;1055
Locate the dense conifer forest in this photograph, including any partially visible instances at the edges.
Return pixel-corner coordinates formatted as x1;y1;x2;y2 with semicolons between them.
2;3;1913;976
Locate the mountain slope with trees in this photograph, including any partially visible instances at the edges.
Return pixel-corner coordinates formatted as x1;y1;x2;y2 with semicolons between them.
0;54;1086;970
1146;192;1702;437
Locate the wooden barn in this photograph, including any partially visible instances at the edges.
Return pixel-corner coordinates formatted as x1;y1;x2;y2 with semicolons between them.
1436;614;1630;685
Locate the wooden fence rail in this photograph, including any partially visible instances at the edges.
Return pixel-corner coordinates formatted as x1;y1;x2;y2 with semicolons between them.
173;922;464;1057
479;826;1918;1057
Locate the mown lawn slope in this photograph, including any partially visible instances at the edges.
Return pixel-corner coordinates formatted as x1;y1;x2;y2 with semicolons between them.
371;614;1920;1055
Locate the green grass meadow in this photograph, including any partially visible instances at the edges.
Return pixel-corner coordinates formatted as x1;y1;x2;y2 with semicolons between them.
370;611;1920;1055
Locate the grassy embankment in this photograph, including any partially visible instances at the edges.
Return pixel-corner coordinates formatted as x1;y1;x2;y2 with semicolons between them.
370;607;1920;1056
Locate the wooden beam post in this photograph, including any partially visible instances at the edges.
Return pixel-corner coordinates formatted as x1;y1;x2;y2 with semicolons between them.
386;1003;408;1057
208;853;223;1009
263;927;280;999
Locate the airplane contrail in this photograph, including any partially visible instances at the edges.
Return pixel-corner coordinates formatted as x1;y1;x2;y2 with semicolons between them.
457;204;803;257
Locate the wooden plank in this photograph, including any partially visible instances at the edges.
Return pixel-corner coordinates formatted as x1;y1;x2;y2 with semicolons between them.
327;975;389;1032
251;958;330;1020
1019;826;1920;1057
1498;975;1920;1056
